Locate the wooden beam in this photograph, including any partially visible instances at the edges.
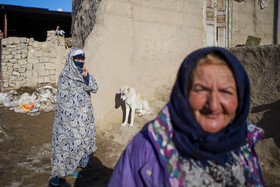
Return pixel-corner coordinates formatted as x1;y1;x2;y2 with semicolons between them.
4;12;7;38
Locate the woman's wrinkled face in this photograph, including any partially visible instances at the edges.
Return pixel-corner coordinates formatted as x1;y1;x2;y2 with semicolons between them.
188;64;238;133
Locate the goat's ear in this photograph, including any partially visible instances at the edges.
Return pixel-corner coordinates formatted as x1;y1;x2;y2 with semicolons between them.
120;87;123;92
127;87;130;92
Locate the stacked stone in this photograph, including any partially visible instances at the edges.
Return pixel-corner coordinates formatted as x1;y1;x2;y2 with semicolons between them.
2;37;29;88
1;31;67;89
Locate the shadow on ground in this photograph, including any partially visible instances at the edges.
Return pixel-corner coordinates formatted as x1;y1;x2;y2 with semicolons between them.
251;100;280;147
74;156;113;187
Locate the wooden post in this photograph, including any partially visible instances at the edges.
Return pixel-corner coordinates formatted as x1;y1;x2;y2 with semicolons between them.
4;12;7;38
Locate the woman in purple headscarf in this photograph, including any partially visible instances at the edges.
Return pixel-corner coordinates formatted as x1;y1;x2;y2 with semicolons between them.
108;47;265;186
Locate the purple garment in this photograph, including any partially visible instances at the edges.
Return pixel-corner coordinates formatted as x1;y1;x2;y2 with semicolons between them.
108;125;170;187
108;114;264;187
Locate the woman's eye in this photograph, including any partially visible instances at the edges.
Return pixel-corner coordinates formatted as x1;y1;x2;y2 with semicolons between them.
194;87;207;92
196;88;204;92
220;90;233;95
191;84;209;93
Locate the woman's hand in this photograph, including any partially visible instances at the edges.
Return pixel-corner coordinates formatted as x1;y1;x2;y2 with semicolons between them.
82;66;88;76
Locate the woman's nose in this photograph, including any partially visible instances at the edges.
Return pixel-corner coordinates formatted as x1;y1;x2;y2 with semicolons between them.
208;91;220;111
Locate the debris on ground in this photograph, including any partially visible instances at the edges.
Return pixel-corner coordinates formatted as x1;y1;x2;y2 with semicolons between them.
0;85;57;115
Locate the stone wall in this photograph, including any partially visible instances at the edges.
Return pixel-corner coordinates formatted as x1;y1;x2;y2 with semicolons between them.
1;31;68;89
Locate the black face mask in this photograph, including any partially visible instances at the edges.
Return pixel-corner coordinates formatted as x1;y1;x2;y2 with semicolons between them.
73;60;84;70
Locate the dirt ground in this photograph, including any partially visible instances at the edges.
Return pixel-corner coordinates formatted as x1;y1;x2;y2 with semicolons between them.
0;107;124;187
1;105;280;187
0;95;280;187
0;84;157;187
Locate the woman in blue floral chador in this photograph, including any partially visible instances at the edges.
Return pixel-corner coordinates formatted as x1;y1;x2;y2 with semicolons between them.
49;47;98;186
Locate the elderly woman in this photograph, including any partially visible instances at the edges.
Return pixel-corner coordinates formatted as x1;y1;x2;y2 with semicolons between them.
49;47;98;186
108;47;265;186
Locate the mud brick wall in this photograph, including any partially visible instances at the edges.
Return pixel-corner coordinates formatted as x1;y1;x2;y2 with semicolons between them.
1;31;68;89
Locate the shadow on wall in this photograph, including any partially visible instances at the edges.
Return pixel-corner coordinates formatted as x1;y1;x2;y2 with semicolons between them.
251;100;280;147
115;93;130;123
74;156;113;187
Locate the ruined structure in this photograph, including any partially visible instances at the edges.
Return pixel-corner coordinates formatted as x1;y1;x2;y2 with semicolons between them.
1;31;68;89
0;4;71;41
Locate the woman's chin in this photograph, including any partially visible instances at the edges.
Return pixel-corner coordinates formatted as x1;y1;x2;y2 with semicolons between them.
199;120;226;133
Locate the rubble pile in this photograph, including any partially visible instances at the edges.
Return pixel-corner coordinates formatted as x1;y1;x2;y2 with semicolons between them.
0;85;57;115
